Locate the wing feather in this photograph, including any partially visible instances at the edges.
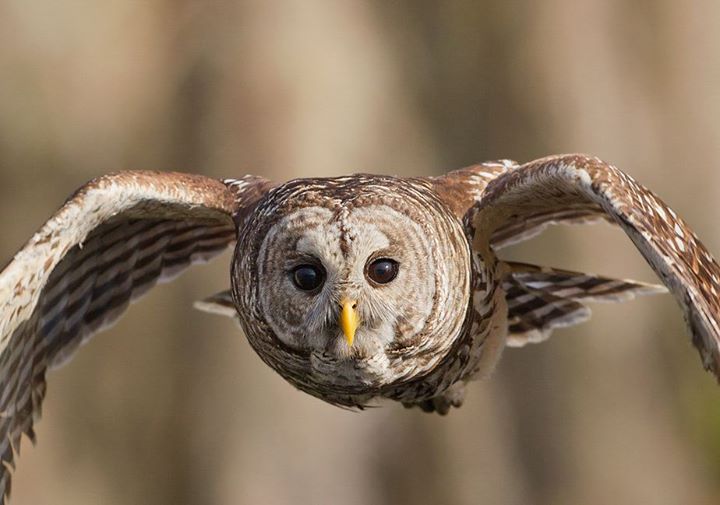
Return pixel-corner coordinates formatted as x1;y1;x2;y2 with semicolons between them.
471;154;720;378
504;262;666;347
0;171;271;504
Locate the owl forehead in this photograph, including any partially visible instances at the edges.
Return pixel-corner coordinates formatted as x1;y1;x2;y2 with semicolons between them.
273;204;420;261
267;174;435;218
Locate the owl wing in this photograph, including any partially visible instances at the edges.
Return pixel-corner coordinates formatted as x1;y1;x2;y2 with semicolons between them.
503;262;666;347
0;171;272;503
461;153;720;380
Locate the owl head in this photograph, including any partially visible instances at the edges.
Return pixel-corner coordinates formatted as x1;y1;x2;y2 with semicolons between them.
232;176;472;395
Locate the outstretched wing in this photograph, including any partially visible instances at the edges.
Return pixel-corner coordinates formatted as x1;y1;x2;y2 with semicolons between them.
0;171;271;503
468;154;720;380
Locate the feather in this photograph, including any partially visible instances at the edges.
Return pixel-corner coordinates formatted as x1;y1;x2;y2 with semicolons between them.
467;154;720;378
504;262;666;347
194;290;237;318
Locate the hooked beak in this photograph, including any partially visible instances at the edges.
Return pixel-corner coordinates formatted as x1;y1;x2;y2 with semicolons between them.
339;299;360;346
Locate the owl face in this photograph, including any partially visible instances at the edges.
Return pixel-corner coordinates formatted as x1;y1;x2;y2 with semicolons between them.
258;203;438;356
234;177;471;389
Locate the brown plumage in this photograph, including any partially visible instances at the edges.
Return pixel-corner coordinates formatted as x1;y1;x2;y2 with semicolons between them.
1;154;719;503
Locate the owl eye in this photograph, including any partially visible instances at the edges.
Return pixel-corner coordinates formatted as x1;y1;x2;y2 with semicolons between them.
366;258;399;285
292;264;325;291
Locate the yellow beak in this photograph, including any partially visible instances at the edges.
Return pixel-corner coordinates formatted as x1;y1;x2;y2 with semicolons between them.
340;299;360;346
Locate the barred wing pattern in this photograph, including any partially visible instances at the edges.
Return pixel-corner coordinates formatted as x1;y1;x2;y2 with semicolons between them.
504;262;666;346
472;154;720;379
0;171;270;503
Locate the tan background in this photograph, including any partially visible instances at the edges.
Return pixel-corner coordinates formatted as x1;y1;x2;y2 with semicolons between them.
1;1;719;504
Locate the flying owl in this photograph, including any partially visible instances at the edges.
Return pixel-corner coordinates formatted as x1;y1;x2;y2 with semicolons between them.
1;153;719;502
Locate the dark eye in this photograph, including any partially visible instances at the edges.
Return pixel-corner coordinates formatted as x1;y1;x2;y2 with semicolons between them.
292;264;325;291
366;258;399;285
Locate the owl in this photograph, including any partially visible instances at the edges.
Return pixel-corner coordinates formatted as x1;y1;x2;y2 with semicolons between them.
1;153;719;502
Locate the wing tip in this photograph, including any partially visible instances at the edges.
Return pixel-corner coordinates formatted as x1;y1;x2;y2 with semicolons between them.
193;290;237;318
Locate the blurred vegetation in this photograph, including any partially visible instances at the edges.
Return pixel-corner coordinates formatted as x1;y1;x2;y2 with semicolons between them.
1;1;720;504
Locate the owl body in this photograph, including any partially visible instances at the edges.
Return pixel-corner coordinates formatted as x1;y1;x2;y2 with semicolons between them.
232;175;501;410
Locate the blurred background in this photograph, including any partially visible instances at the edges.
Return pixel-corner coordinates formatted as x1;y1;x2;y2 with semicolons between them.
1;1;719;504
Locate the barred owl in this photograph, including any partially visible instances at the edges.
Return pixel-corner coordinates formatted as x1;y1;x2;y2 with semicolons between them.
1;154;719;503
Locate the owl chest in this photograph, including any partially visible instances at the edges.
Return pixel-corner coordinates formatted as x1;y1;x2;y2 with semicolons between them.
425;249;507;388
309;349;393;388
450;249;508;383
